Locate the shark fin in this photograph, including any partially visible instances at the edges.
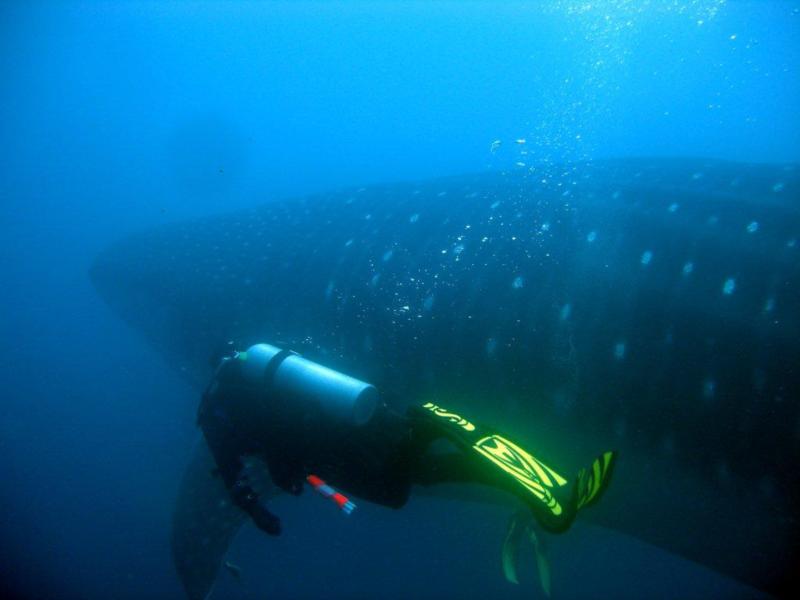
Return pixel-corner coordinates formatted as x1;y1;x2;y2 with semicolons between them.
171;441;248;600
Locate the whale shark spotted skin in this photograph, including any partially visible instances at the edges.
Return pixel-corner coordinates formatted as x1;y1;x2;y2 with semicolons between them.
91;158;799;597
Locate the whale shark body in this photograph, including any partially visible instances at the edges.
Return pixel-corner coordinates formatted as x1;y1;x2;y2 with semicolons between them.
91;158;799;598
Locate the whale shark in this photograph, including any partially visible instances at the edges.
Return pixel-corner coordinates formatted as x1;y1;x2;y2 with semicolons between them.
90;157;799;598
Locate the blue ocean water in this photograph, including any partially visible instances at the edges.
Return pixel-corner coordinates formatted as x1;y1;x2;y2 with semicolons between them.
0;2;797;599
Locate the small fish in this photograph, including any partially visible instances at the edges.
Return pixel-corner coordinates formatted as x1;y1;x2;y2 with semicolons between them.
490;139;502;153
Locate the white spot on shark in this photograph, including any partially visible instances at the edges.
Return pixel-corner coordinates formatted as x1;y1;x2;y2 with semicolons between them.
723;278;736;295
560;304;572;321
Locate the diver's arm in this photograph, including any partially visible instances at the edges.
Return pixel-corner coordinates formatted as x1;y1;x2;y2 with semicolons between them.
265;454;305;496
200;410;282;535
405;412;515;489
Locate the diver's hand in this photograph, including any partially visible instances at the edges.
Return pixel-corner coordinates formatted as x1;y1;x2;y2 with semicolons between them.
268;459;305;496
279;474;305;496
250;504;281;536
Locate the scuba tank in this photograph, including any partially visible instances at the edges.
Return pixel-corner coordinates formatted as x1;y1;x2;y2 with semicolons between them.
237;343;378;426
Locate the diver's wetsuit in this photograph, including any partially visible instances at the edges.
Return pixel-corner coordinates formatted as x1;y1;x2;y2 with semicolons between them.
198;355;487;536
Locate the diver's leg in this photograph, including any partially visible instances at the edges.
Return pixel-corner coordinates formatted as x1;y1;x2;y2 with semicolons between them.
410;451;501;488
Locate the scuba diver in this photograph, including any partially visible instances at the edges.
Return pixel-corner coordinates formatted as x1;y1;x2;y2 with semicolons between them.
198;343;617;543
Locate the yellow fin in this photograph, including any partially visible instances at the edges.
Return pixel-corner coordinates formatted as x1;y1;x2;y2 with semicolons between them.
576;450;617;510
